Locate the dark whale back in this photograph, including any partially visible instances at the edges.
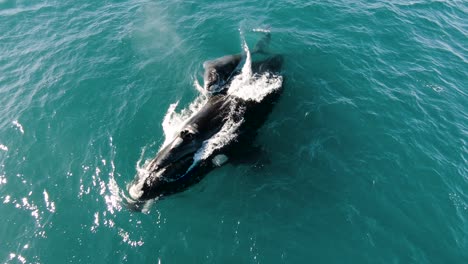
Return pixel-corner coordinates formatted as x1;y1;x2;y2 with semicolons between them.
203;55;242;93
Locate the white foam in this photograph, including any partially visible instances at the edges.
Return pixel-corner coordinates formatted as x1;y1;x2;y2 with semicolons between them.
228;72;283;102
43;189;56;213
161;94;208;148
227;39;283;102
193;103;244;163
161;101;180;146
12;120;24;134
105;174;123;214
130;147;154;199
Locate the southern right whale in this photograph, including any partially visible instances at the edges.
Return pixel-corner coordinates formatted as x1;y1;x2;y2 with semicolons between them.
128;33;283;207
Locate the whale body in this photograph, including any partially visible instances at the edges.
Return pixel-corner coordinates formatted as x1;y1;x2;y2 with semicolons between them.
128;35;283;208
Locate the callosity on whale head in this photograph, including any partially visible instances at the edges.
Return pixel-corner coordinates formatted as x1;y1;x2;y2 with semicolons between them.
128;127;200;200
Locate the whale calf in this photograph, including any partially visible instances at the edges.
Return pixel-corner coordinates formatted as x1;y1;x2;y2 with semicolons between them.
128;34;283;208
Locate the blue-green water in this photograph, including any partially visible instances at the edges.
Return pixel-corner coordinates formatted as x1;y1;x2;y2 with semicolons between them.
1;0;467;263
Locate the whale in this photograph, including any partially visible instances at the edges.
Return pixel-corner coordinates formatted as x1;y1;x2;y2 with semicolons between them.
127;34;283;208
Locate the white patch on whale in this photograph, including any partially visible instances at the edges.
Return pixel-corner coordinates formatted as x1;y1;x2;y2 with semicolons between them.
212;154;229;167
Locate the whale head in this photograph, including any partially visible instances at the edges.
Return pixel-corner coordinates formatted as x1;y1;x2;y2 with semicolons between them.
128;126;207;202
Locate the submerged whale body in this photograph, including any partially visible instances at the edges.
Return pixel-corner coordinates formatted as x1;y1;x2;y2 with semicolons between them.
128;35;283;207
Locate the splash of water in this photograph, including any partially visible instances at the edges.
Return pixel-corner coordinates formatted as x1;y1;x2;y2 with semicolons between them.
227;39;283;102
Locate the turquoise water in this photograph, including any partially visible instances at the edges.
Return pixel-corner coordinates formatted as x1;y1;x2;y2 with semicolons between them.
1;0;467;263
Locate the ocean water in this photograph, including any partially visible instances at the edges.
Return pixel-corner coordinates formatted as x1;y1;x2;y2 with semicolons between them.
0;0;467;263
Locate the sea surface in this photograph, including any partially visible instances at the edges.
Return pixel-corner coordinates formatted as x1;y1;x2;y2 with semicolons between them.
0;0;467;263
